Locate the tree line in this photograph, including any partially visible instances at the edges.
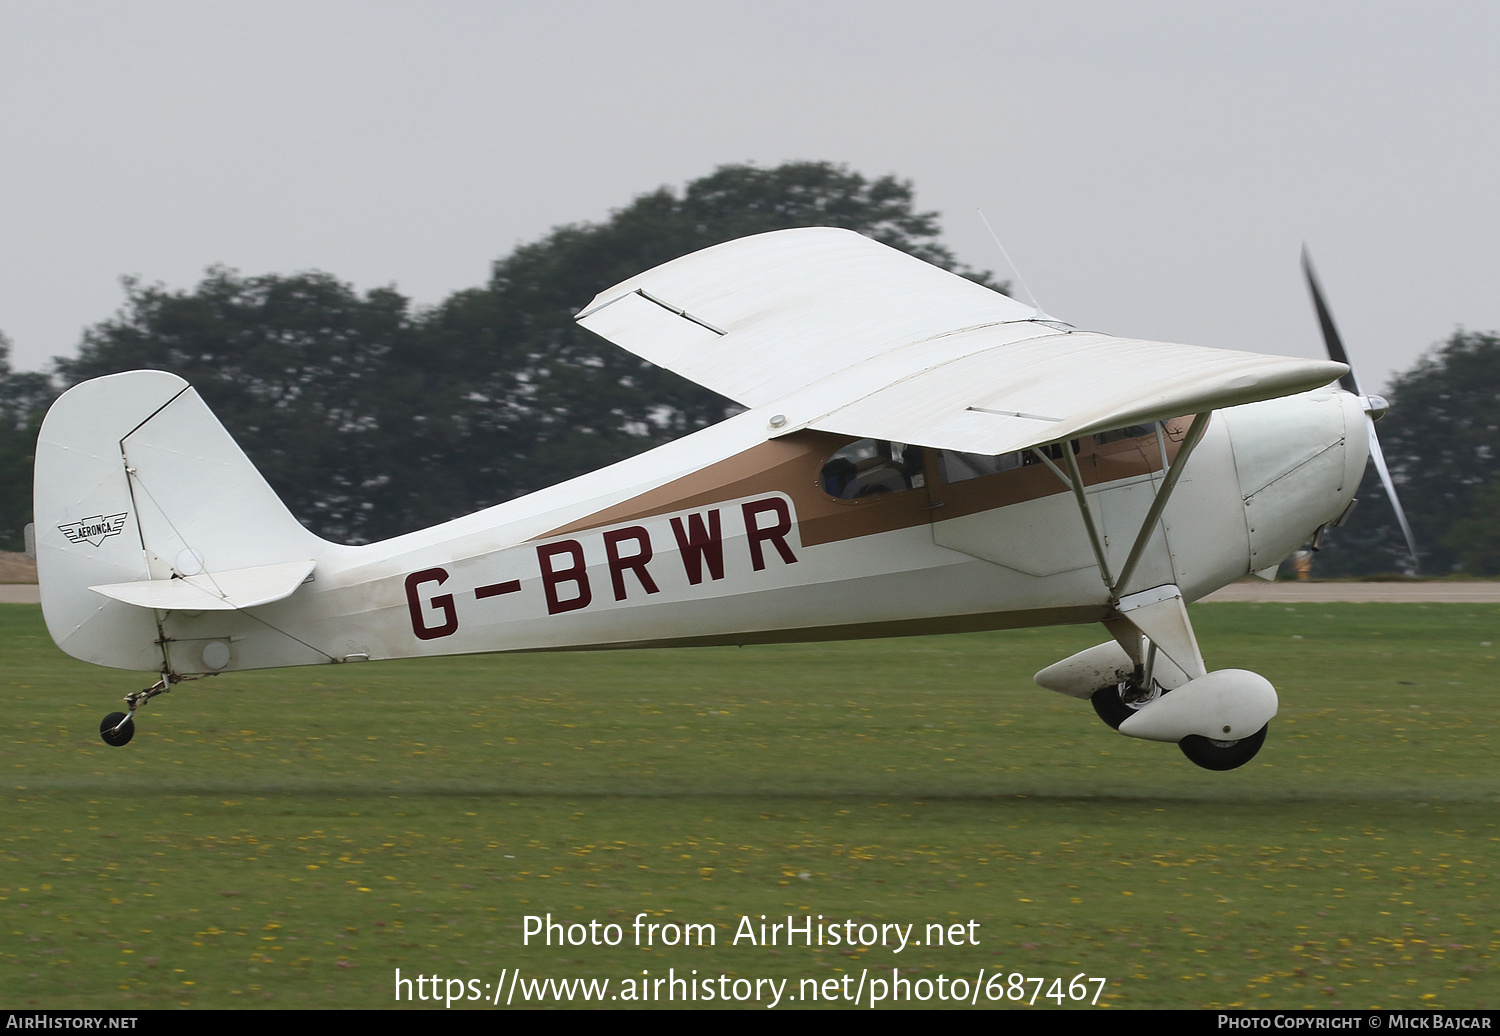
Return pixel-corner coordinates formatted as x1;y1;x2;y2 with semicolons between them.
1;160;1496;575
1308;329;1500;576
0;162;998;548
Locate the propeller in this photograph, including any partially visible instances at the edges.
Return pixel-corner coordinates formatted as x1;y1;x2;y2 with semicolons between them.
1301;247;1421;572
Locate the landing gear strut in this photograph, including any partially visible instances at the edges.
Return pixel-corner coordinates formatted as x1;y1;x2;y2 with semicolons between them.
1090;676;1163;730
1090;648;1166;731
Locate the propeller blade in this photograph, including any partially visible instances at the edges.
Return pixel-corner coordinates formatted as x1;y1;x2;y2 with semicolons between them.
1300;247;1419;572
1365;420;1421;573
1301;247;1361;395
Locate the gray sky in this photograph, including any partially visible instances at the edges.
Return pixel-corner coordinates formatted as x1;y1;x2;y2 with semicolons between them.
3;1;1497;391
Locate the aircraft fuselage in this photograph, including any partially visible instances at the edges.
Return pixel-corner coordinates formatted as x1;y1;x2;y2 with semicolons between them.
138;387;1365;676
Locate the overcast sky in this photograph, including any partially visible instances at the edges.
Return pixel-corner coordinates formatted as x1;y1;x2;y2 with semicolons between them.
2;1;1496;391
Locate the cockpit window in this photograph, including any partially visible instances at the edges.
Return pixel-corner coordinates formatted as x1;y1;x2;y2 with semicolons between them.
820;440;926;499
938;450;1025;483
1093;424;1156;446
937;441;1079;484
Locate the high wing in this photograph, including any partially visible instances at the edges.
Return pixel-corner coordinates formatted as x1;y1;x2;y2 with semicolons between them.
577;228;1348;455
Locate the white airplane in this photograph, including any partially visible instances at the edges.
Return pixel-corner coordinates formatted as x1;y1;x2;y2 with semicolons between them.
32;229;1405;769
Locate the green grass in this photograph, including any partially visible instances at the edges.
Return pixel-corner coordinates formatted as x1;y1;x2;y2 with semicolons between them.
2;602;1496;1009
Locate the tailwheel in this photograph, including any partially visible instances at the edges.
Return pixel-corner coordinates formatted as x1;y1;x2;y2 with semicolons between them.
95;672;186;747
1178;724;1268;771
99;712;135;747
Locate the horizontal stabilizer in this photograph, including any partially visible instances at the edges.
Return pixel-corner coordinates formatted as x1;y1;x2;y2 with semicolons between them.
36;370;330;669
90;560;316;612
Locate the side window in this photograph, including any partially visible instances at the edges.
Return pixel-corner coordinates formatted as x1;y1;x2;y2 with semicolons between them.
820;440;926;500
937;441;1078;484
938;450;1025;483
1094;423;1156;446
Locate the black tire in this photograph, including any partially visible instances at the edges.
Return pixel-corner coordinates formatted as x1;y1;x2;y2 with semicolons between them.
1178;724;1268;771
1090;683;1133;730
99;712;135;747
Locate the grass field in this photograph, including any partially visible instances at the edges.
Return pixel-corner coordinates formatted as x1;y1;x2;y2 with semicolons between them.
2;601;1496;1010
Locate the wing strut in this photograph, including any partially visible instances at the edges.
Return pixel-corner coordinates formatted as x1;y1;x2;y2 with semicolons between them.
1111;411;1212;597
1035;411;1213;604
1030;444;1114;595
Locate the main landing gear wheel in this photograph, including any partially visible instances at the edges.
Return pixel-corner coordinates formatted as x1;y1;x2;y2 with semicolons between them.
1178;724;1268;771
99;712;135;747
1090;680;1161;730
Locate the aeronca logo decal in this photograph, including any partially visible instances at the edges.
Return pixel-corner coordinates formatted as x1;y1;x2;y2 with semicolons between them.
404;496;799;641
58;513;129;547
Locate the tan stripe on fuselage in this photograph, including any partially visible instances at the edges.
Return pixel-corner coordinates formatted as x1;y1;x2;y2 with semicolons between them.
543;421;1191;546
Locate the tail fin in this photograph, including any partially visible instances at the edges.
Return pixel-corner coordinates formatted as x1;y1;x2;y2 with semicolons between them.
34;370;325;670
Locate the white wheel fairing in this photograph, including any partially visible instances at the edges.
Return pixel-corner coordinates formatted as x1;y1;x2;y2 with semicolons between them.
1116;669;1278;744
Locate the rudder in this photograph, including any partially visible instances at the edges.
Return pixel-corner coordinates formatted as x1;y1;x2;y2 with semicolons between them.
34;371;326;670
